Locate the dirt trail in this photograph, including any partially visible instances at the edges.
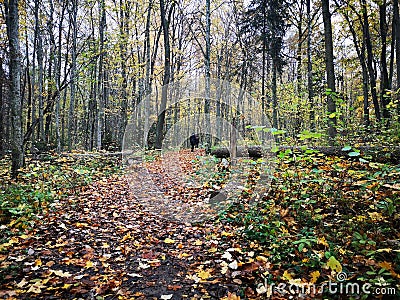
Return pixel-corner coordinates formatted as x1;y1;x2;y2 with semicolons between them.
0;166;242;299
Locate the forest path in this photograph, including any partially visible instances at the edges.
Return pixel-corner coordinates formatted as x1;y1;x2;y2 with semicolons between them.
1;155;245;299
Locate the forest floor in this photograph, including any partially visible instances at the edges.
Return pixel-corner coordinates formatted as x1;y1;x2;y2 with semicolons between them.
0;149;399;299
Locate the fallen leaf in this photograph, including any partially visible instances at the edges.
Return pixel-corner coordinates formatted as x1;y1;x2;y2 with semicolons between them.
327;256;342;273
197;269;211;280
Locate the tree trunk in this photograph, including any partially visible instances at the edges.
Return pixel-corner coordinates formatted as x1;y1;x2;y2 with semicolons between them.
5;0;24;177
204;0;211;150
337;1;370;127
321;0;337;142
97;0;106;150
68;0;78;150
144;0;152;148
379;2;390;120
155;0;173;149
362;0;380;122
272;59;278;129
395;0;400;117
34;0;44;143
0;61;4;155
306;0;314;130
55;2;67;153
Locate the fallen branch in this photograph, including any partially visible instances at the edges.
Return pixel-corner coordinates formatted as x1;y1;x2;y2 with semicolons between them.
211;146;400;164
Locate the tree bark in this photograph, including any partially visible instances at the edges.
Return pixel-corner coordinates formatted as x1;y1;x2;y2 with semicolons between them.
5;0;24;177
395;0;400;117
144;0;152;148
97;0;106;150
34;0;45;142
204;0;211;150
306;0;314;130
361;0;380;122
155;0;173;149
379;2;390;120
336;0;370;127
68;0;78;150
321;0;337;142
0;60;4;155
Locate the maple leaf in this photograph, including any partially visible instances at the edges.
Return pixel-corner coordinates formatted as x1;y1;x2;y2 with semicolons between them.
310;270;320;284
327;256;342;273
194;239;203;245
84;260;94;268
282;270;293;280
197;269;211;280
317;236;329;247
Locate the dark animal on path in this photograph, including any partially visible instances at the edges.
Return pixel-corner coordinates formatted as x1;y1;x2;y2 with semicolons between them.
189;133;199;152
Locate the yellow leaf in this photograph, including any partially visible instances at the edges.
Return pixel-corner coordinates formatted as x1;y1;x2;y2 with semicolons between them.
221;231;233;237
164;238;175;244
282;270;293;281
197;269;211;280
317;236;329;247
310;270;320;284
378;261;393;272
121;232;131;242
208;247;218;253
85;260;94;269
256;256;269;263
62;283;72;289
194;239;203;246
35;259;42;266
368;212;384;221
376;248;392;253
327;256;342;273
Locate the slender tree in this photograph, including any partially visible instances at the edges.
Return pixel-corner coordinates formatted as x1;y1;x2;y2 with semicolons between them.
379;1;390;120
68;0;78;150
306;0;315;129
394;0;400;117
5;0;24;177
361;0;380;122
155;0;173;149
321;0;337;141
97;0;106;150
